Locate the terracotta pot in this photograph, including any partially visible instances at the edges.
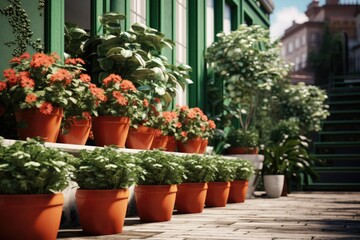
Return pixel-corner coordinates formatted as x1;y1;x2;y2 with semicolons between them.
198;138;209;154
0;193;64;240
135;185;177;222
15;107;63;142
226;147;259;155
75;189;129;235
165;135;177;152
92;116;130;147
57;117;92;145
177;137;202;153
126;126;155;150
151;129;168;150
175;182;208;214
205;181;231;207
228;180;249;203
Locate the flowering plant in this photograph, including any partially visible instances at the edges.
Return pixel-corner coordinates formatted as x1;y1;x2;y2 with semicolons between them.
96;74;143;119
0;52;80;115
174;105;216;142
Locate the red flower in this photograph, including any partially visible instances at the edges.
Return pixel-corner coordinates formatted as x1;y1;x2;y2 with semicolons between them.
112;91;122;98
30;53;56;68
103;74;122;86
90;87;106;102
153;98;161;103
120;80;137;92
65;58;85;65
117;95;128;106
80;74;91;83
208;120;216;129
50;69;73;85
181;131;187;137
9;57;21;64
39;102;53;115
3;69;18;85
25;93;37;104
0;82;6;91
18;71;30;78
20;76;35;88
176;122;182;128
20;52;30;59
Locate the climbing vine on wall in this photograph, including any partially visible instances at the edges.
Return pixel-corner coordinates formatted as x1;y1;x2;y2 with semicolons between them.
0;0;44;56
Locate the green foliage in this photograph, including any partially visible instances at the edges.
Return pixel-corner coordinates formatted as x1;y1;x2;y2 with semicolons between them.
231;159;254;181
226;128;259;148
262;136;319;189
270;119;300;144
82;12;192;107
206;24;292;130
64;22;89;58
0;137;75;194
179;155;217;183
278;82;329;133
206;156;235;182
73;147;141;190
135;150;185;185
0;0;44;56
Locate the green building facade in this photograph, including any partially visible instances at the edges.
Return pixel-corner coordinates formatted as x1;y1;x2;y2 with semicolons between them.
0;0;274;110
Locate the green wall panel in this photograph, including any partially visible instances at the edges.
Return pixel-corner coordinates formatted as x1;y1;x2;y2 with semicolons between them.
110;0;130;30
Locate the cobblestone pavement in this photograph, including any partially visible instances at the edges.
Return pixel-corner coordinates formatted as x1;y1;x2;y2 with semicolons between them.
58;192;360;240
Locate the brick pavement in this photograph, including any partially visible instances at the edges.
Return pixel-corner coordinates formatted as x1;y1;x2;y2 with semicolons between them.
57;192;360;239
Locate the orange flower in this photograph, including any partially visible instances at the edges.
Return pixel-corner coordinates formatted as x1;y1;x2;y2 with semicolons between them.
39;102;53;115
117;95;128;106
163;111;175;123
0;82;6;91
80;74;91;83
20;52;30;59
187;110;197;119
176;122;182;128
112;91;122;98
18;71;30;78
30;53;56;68
65;58;85;65
201;115;208;121
103;74;122;86
208;120;216;129
3;69;17;85
143;99;149;107
9;57;21;64
91;87;106;101
50;69;73;85
20;76;35;88
25;94;37;104
120;80;137;92
181;131;187;137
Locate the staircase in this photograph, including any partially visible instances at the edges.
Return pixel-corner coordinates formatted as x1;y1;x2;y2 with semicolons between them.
305;75;360;191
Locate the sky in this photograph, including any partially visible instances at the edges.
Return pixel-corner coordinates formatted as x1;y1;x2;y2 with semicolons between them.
270;0;325;40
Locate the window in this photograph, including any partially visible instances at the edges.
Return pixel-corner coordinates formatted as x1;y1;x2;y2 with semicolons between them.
295;37;300;49
223;2;231;33
295;56;300;71
301;53;307;68
288;42;293;53
302;34;306;45
65;0;91;31
175;0;187;105
206;0;215;47
130;0;146;25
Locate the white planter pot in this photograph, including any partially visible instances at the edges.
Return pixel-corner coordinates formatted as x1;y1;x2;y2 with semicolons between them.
263;175;284;198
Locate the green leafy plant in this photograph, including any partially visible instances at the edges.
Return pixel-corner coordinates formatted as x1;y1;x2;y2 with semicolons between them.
231;159;254;181
206;24;292;131
226;128;259;148
72;147;141;190
179;155;217;183
0;137;75;194
135;150;185;185
206;156;235;182
262;136;319;189
270;119;300;144
64;22;89;58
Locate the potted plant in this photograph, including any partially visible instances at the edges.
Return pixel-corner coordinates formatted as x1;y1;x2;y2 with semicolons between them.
150;109;179;150
225;128;259;154
92;73;142;147
269;119;300;144
134;150;185;222
0;52;78;142
205;156;235;207
0;137;74;240
72;147;140;235
175;105;210;153
228;159;254;203
57;58;102;145
175;154;217;213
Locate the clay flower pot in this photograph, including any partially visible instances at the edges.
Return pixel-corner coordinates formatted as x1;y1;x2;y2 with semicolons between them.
57;117;92;145
198;138;209;154
135;185;177;222
228;180;249;203
175;182;208;214
75;189;129;235
205;181;231;207
15;107;63;142
92;116;130;147
177;137;202;153
151;129;168;150
126;125;155;150
165;136;177;152
0;193;64;240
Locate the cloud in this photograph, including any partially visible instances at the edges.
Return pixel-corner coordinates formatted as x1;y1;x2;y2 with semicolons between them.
270;7;309;40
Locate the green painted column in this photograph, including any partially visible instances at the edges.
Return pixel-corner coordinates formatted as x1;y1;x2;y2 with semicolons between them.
188;0;206;109
91;0;104;36
110;0;130;30
46;0;64;56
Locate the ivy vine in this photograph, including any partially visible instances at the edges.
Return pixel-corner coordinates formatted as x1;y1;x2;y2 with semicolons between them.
0;0;44;56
